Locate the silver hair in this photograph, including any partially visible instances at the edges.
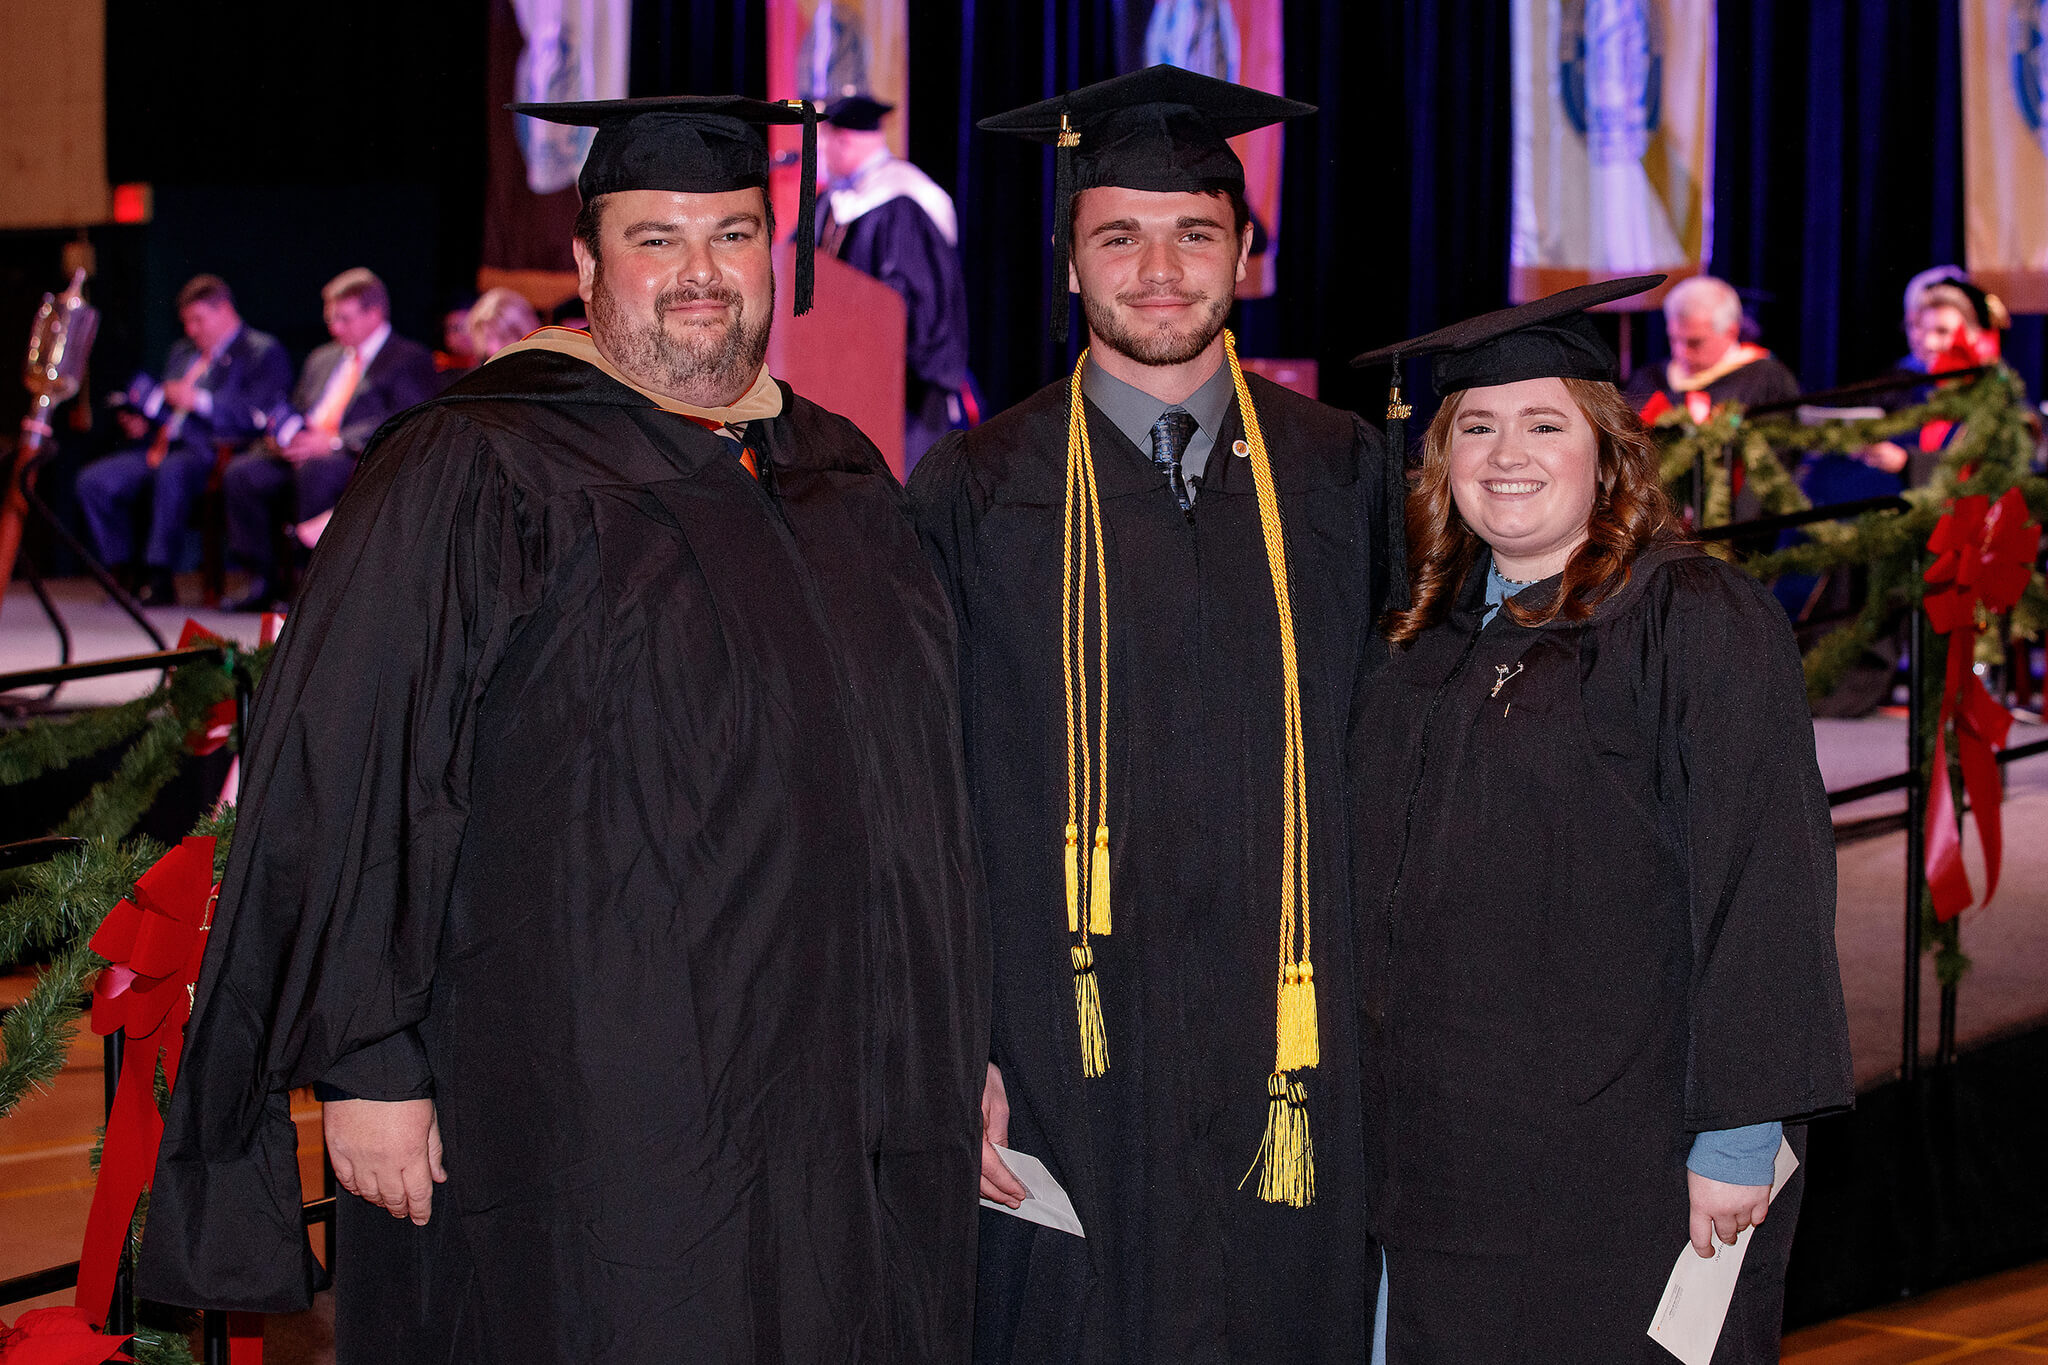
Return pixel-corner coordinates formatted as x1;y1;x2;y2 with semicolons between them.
1662;275;1741;334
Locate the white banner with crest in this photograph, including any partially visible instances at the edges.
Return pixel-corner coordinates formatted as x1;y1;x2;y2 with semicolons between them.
1510;0;1714;309
1963;1;2048;311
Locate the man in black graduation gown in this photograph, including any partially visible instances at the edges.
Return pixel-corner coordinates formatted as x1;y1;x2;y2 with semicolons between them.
138;95;990;1365
908;67;1402;1364
817;92;972;469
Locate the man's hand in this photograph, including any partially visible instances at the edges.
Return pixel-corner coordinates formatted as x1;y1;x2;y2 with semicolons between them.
117;412;149;443
324;1097;447;1226
980;1062;1028;1208
1687;1170;1770;1258
161;376;199;412
281;428;336;463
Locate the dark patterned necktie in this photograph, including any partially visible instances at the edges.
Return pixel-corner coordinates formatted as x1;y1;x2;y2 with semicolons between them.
1149;407;1198;514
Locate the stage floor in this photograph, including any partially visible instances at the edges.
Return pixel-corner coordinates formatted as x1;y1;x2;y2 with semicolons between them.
1;576;2045;1356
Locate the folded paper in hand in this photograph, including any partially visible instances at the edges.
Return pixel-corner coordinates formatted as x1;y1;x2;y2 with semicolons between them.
978;1147;1085;1238
1646;1137;1799;1365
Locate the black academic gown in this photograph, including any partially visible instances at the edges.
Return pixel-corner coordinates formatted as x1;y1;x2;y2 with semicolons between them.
1623;353;1801;413
1348;545;1854;1364
908;373;1401;1365
137;349;990;1365
827;196;971;466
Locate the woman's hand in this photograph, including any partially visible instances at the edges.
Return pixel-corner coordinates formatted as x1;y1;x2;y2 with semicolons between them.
980;1062;1028;1207
1687;1169;1770;1257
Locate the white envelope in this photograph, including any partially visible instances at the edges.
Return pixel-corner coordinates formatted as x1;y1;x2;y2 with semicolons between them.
978;1147;1085;1238
1646;1137;1800;1365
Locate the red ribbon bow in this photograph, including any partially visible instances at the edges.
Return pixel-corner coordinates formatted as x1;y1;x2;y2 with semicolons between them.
0;1308;130;1365
1921;488;2040;921
75;838;219;1329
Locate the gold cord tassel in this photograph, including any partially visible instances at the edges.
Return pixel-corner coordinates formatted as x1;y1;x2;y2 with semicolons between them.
1088;824;1111;935
1072;943;1108;1077
1227;331;1320;1203
1241;1072;1315;1208
1276;961;1320;1072
1064;822;1081;934
1063;354;1113;1076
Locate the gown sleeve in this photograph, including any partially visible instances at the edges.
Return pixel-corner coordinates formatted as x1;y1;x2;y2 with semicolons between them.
1658;558;1855;1132
870;200;971;395
138;407;543;1311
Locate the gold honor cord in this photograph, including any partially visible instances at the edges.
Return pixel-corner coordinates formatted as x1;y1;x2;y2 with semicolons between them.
1060;338;1317;1209
1064;353;1111;1077
1224;329;1318;1208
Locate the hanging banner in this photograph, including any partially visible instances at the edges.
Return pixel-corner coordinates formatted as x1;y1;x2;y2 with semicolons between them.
1962;2;2048;311
479;0;630;302
1144;0;1287;299
766;0;910;244
1510;0;1714;309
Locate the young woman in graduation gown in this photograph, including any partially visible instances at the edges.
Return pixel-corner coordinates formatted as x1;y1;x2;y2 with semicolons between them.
1347;279;1854;1363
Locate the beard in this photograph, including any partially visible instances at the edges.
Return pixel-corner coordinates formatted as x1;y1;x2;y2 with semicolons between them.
1082;286;1231;367
588;261;773;402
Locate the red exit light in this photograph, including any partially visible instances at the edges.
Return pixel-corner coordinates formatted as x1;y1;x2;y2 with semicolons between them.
111;183;153;224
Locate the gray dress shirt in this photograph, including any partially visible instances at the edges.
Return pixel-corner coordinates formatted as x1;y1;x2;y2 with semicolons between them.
1080;353;1236;503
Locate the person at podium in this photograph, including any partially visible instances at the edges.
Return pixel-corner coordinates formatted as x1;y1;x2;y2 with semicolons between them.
818;91;972;470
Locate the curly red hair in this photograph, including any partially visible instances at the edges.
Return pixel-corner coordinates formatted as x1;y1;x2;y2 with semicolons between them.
1383;377;1683;646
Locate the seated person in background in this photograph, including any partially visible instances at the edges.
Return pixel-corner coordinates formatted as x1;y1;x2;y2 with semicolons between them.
465;287;540;363
76;274;292;606
221;267;438;610
818;91;971;470
1861;267;2009;486
435;296;478;377
1626;274;1801;421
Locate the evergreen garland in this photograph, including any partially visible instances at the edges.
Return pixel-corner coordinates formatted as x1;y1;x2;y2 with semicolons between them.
1651;366;2045;993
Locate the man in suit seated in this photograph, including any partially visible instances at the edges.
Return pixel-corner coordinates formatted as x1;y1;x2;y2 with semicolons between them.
222;267;438;610
76;274;293;606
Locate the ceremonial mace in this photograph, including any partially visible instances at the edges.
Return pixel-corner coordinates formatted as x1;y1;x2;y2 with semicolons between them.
1;269;167;674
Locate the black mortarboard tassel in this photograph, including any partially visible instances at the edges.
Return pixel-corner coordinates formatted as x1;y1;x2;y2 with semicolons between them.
793;98;818;316
1051;112;1079;342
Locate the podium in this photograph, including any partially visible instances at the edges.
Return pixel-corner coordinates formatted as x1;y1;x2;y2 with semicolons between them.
767;245;907;480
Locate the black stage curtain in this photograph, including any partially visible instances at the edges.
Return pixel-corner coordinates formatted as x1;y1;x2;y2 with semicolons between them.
92;1;2043;422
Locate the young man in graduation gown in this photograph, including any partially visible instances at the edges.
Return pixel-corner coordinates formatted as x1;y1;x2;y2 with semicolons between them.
907;66;1404;1365
817;92;972;469
138;96;990;1365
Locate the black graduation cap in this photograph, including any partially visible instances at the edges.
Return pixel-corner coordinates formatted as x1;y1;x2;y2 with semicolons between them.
509;94;820;315
978;65;1315;341
823;92;893;132
1941;278;2011;332
1349;274;1665;461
